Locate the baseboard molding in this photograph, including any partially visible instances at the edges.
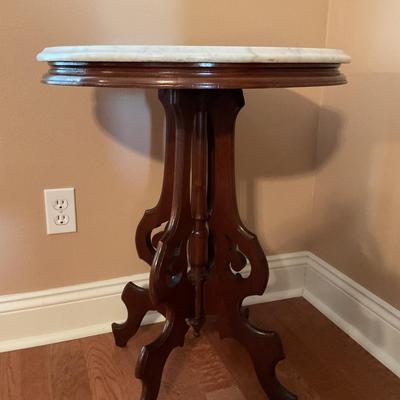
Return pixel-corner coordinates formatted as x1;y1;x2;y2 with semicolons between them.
1;251;399;378
0;252;307;353
304;252;400;378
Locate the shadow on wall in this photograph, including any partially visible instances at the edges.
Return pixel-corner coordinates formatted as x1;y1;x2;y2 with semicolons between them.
94;88;165;160
236;90;343;240
309;74;400;309
93;88;343;252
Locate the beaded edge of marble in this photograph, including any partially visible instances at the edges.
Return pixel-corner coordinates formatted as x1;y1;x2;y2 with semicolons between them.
36;45;351;64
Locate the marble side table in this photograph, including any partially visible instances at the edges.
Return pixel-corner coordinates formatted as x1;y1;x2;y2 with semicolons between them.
37;45;350;400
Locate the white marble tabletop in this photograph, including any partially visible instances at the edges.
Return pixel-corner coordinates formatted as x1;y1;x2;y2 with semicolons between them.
37;45;350;64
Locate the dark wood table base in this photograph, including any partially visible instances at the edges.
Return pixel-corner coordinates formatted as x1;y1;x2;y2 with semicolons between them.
112;89;297;400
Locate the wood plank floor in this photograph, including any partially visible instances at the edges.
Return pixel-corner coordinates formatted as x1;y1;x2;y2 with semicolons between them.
1;298;399;399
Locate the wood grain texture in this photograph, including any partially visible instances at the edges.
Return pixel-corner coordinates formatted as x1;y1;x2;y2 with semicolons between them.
1;299;399;400
50;340;92;400
19;347;52;400
0;350;21;400
82;334;131;400
0;346;53;400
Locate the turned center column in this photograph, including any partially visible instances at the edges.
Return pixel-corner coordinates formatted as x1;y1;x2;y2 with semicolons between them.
187;95;209;335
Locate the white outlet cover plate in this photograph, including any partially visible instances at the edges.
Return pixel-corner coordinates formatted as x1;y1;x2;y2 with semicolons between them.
44;188;77;234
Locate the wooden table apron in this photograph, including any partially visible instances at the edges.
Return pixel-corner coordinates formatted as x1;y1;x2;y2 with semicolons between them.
42;61;347;400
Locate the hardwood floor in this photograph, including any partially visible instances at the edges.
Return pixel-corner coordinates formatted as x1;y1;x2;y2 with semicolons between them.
1;298;399;399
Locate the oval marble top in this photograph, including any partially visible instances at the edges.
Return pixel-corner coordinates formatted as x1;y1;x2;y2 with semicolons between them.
37;45;350;64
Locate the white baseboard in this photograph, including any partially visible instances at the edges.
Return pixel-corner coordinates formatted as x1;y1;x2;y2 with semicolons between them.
0;251;399;378
304;252;400;378
0;252;307;353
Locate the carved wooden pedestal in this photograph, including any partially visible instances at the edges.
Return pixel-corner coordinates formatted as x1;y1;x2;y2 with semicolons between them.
112;89;297;400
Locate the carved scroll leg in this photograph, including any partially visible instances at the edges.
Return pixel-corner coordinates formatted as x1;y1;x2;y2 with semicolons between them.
207;89;297;399
112;283;153;347
113;90;176;347
135;309;190;400
135;89;176;266
225;314;297;400
135;89;196;400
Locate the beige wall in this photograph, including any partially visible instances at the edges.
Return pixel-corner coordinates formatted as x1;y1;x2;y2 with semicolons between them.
312;0;400;308
0;1;329;295
3;1;399;310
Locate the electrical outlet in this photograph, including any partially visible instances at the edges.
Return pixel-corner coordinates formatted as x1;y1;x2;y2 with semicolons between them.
53;199;68;210
44;188;77;234
54;214;70;225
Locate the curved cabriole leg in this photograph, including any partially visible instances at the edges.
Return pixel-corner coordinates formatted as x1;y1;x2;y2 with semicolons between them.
113;90;176;347
135;89;195;400
236;321;297;400
135;89;176;266
207;89;297;400
136;309;190;400
112;283;154;347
